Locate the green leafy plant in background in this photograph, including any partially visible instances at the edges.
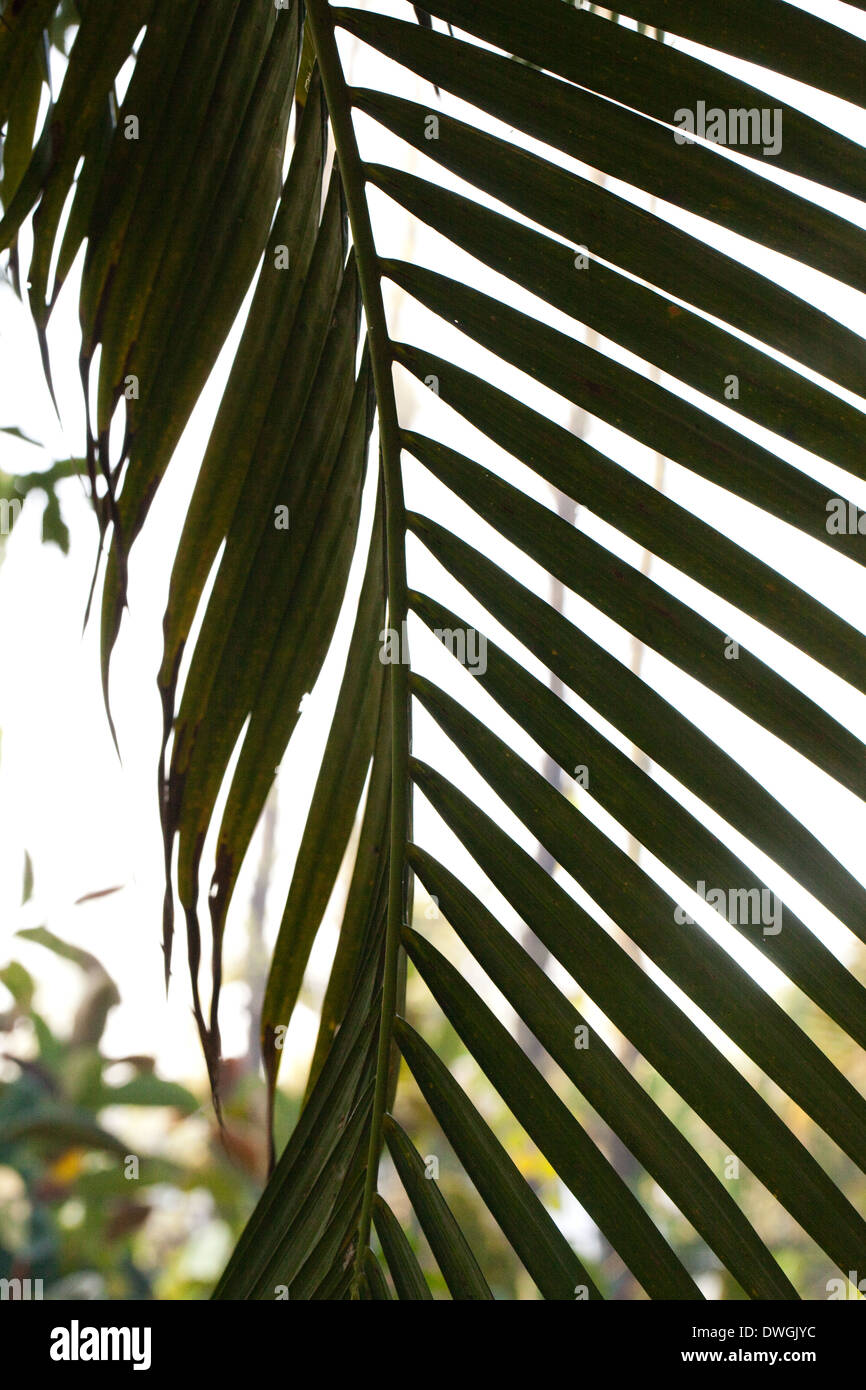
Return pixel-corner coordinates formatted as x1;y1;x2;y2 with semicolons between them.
0;429;82;555
2;0;866;1298
0;880;276;1299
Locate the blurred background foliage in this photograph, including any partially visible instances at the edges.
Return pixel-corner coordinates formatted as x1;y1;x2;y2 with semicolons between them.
0;882;298;1300
0;429;83;558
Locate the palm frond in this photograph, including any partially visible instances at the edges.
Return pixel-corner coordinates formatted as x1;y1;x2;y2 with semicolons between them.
3;0;866;1298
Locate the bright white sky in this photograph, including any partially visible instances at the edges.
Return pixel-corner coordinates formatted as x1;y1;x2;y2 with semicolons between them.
1;0;866;1130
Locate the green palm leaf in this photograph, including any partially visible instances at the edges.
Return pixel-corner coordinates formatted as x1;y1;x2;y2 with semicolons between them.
3;0;865;1298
